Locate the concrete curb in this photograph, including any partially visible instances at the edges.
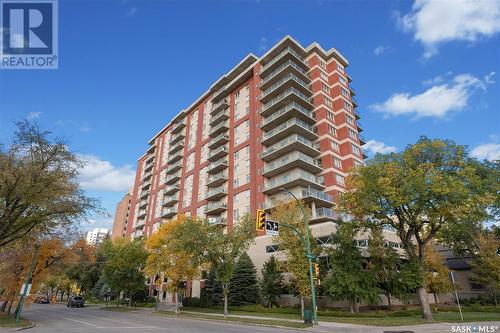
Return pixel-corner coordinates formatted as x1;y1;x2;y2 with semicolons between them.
12;322;35;332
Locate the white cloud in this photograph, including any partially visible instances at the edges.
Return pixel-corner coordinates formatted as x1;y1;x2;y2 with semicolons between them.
470;143;500;161
78;154;135;192
26;112;41;120
373;45;389;56
364;140;398;155
399;0;500;58
126;7;137;17
372;73;490;118
56;119;91;133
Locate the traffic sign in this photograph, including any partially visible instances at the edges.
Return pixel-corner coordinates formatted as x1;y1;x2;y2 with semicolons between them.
265;220;279;236
20;283;32;295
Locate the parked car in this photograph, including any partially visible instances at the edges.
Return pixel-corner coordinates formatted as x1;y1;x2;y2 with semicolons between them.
34;296;50;304
67;296;85;308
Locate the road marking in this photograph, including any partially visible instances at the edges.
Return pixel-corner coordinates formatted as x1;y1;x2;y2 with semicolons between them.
65;318;160;330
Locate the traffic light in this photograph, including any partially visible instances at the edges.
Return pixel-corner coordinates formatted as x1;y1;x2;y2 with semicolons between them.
314;262;320;278
255;209;266;231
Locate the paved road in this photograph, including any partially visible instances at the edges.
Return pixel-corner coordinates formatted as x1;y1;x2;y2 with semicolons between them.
0;304;305;333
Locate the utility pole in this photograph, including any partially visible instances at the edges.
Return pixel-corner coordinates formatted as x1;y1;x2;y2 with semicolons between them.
16;244;40;323
280;188;318;325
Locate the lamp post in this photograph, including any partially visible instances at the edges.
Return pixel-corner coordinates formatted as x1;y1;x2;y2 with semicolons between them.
280;188;318;325
16;244;40;323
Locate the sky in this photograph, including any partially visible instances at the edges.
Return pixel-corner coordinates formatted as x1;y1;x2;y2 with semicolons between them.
0;0;499;231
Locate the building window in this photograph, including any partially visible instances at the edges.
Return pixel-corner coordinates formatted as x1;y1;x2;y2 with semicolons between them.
320;71;328;81
338;76;347;85
349;129;357;140
334;157;342;169
327;111;334;121
335;173;345;186
322;83;330;94
337;63;344;73
346;116;354;125
351;144;360;156
341;88;349;98
331;141;340;152
344;101;352;111
318;59;326;69
324;97;333;108
328;125;337;136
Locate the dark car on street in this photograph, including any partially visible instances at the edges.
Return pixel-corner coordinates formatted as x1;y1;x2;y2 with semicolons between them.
67;296;85;308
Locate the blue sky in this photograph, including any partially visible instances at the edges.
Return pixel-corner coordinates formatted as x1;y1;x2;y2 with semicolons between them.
1;0;499;231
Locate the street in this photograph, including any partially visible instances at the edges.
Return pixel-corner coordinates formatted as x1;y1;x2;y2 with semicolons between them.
0;304;305;333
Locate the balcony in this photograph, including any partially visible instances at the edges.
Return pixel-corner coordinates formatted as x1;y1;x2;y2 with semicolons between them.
259;59;309;91
359;134;367;146
210;98;229;115
261;134;320;162
211;87;227;104
356;121;363;133
141;179;152;189
208;145;229;162
207;216;227;225
208;133;229;149
210;109;230;126
260;47;307;77
167;150;183;164
261;118;317;146
260;88;313;118
353;109;361;120
261;102;315;131
143;162;154;173
207;171;227;187
161;207;178;218
352;98;359;108
171;120;186;134
170;130;185;145
207;158;229;174
262;151;322;178
263;170;324;195
349;85;356;96
169;141;184;155
166;160;182;174
137;209;147;218
163;185;180;195
301;187;334;207
145;153;155;164
143;170;153;180
162;194;179;206
204;201;228;215
138;199;148;209
259;73;312;103
311;207;341;223
135;219;145;229
209;121;229;138
362;148;369;159
165;171;181;185
139;189;150;199
205;186;227;201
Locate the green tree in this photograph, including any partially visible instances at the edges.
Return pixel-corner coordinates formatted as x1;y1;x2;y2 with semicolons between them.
101;238;147;307
259;256;283;309
201;268;223;306
423;244;455;311
174;215;255;318
339;137;497;320
0;121;100;248
228;253;258;306
271;201;319;317
367;225;402;309
323;223;379;313
470;231;500;306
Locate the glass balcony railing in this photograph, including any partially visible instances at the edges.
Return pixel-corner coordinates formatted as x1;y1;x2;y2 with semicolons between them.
264;170;322;192
301;187;333;202
261;102;314;127
260;59;309;87
263;151;321;175
261;87;312;115
262;134;319;158
260;73;311;100
262;117;315;142
261;47;304;73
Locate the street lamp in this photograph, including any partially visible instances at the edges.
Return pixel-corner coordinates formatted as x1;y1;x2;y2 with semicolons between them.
280;188;318;325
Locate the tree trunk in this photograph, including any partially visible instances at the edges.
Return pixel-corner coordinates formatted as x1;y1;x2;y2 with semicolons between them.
1;300;7;312
300;295;305;318
223;284;228;320
7;300;12;315
175;290;180;317
128;291;132;308
354;301;360;313
417;287;433;320
433;292;438;312
490;287;497;307
386;290;392;310
349;302;354;314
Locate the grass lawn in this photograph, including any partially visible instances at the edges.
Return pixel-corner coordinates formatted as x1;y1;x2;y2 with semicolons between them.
179;306;500;327
154;311;311;329
0;312;31;328
100;306;142;312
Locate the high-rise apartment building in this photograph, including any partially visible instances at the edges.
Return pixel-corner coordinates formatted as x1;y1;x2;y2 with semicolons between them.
111;190;132;240
85;228;109;246
126;36;371;271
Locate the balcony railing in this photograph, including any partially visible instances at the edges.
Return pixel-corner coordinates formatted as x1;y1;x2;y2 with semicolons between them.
301;187;333;203
166;160;182;174
260;47;305;74
139;190;150;199
260;73;311;102
210;109;230;126
163;185;180;195
163;194;179;206
263;151;321;176
169;141;184;155
264;170;323;193
261;134;320;161
260;59;309;89
208;133;229;149
138;199;148;208
261;117;316;145
161;207;178;218
205;186;227;201
204;201;228;214
312;207;340;221
165;171;181;185
208;145;229;161
170;130;185;145
261;102;315;129
210;98;229;115
207;171;227;187
137;209;147;218
209;121;229;138
207;158;229;174
260;87;313;117
207;217;227;225
172;120;186;134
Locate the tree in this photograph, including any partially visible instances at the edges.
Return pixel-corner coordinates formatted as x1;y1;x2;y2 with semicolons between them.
101;238;147;307
174;215;255;318
259;255;283;309
201;268;223;306
470;231;500;306
65;238;102;296
339;137;497;320
423;245;454;311
323;223;379;313
367;225;402;309
228;253;258;306
145;217;199;315
271;201;319;317
0;121;101;248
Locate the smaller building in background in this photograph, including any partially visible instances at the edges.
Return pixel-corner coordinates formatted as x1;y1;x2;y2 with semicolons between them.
85;228;109;246
111;189;133;240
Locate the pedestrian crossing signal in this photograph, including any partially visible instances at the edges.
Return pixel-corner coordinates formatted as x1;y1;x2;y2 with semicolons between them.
256;209;266;231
